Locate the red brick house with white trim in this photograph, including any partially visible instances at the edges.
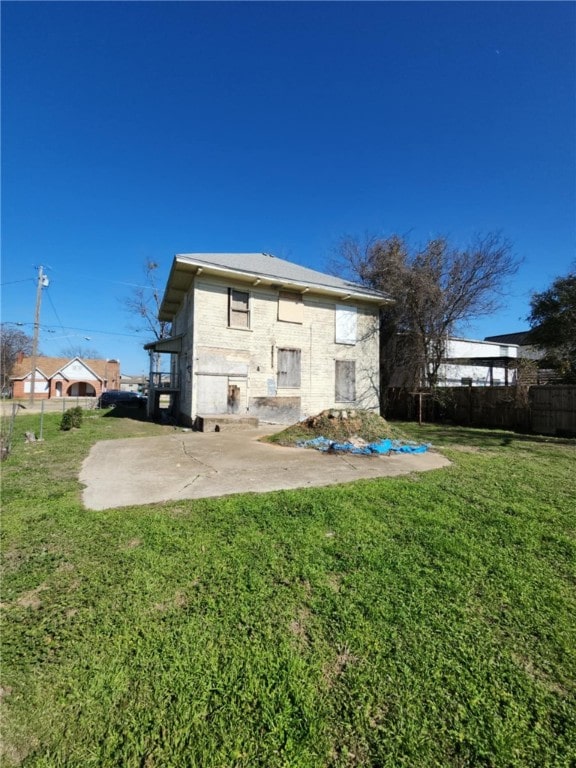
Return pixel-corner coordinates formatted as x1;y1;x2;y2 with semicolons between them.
9;355;120;399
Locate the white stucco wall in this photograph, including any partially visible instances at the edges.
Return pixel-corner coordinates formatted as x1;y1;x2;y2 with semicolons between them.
438;338;519;386
170;288;194;418
60;360;98;380
438;363;514;387
445;338;518;359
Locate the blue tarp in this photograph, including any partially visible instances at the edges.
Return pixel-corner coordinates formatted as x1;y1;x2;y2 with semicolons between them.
296;436;431;455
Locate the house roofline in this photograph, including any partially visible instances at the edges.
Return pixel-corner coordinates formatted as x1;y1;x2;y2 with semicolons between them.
158;254;393;321
449;337;520;348
10;356;106;382
10;367;50;381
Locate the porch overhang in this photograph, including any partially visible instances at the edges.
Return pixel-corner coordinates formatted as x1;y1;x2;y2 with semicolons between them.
144;334;184;354
442;356;518;367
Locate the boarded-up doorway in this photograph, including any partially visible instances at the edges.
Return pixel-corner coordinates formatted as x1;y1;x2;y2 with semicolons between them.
228;384;240;413
196;375;228;414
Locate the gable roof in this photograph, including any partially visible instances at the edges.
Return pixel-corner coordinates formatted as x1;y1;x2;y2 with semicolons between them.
10;356;117;381
159;252;393;320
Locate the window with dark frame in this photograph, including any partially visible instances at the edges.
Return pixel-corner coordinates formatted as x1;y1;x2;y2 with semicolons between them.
277;348;301;388
228;288;250;328
335;360;356;402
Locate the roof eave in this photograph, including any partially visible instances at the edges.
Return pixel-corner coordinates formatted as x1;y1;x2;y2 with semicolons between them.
158;256;393;320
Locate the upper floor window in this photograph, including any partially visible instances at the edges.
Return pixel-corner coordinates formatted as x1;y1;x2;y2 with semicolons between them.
335;304;357;345
278;291;304;324
228;288;250;328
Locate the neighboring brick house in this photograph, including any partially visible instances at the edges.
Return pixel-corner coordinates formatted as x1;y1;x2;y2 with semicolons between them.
9;356;120;399
145;253;392;425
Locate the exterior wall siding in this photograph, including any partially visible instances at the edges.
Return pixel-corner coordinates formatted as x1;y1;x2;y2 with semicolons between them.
12;376;50;399
171;288;194;421
11;378;107;399
179;275;380;423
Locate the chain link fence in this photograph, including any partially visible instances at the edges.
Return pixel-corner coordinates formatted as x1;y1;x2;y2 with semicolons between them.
0;397;102;459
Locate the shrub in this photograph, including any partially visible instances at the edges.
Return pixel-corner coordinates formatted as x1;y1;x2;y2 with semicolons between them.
60;406;83;431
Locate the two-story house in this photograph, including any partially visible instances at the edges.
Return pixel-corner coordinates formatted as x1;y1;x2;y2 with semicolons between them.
145;253;392;426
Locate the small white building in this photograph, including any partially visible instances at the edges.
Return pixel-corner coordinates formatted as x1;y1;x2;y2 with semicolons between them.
437;337;520;387
120;374;148;394
145;253;392;425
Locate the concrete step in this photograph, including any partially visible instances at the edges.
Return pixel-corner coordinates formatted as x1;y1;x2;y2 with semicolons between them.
195;414;259;432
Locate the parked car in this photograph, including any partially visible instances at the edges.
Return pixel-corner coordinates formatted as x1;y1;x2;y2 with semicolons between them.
98;390;147;409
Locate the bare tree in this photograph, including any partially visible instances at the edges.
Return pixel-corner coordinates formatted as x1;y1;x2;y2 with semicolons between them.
60;344;102;359
333;232;520;407
0;325;34;392
123;261;171;376
124;261;171;341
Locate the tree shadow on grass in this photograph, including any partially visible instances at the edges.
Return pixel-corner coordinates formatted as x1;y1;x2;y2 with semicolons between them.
393;421;576;449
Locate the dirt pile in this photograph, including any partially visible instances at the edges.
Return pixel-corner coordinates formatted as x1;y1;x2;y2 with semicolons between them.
266;409;404;446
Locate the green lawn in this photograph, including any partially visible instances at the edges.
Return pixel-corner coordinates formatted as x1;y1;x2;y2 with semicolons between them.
1;411;575;767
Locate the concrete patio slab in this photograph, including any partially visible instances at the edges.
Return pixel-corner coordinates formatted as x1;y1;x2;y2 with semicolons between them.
80;425;451;510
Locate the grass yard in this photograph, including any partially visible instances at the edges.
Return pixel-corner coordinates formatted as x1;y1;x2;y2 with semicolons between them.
1;410;575;767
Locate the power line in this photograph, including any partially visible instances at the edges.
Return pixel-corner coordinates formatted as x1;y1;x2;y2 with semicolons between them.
44;289;67;334
2;321;33;327
0;278;36;286
1;275;156;292
43;323;146;339
2;320;145;339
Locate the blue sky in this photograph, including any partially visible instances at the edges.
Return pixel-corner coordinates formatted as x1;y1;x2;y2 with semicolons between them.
2;1;574;375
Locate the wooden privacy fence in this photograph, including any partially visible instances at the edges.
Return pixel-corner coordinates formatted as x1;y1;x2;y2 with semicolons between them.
386;385;576;436
530;386;576;436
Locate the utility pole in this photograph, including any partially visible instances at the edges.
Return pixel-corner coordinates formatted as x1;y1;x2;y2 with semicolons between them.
29;266;48;405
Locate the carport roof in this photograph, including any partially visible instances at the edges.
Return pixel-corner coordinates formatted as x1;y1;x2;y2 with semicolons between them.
484;331;532;345
158;252;393;321
443;356;520;366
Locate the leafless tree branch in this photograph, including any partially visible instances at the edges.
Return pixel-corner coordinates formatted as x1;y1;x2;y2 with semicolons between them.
122;261;171;341
333;231;520;406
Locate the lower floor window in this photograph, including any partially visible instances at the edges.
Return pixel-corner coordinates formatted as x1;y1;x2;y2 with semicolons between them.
335;360;356;402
